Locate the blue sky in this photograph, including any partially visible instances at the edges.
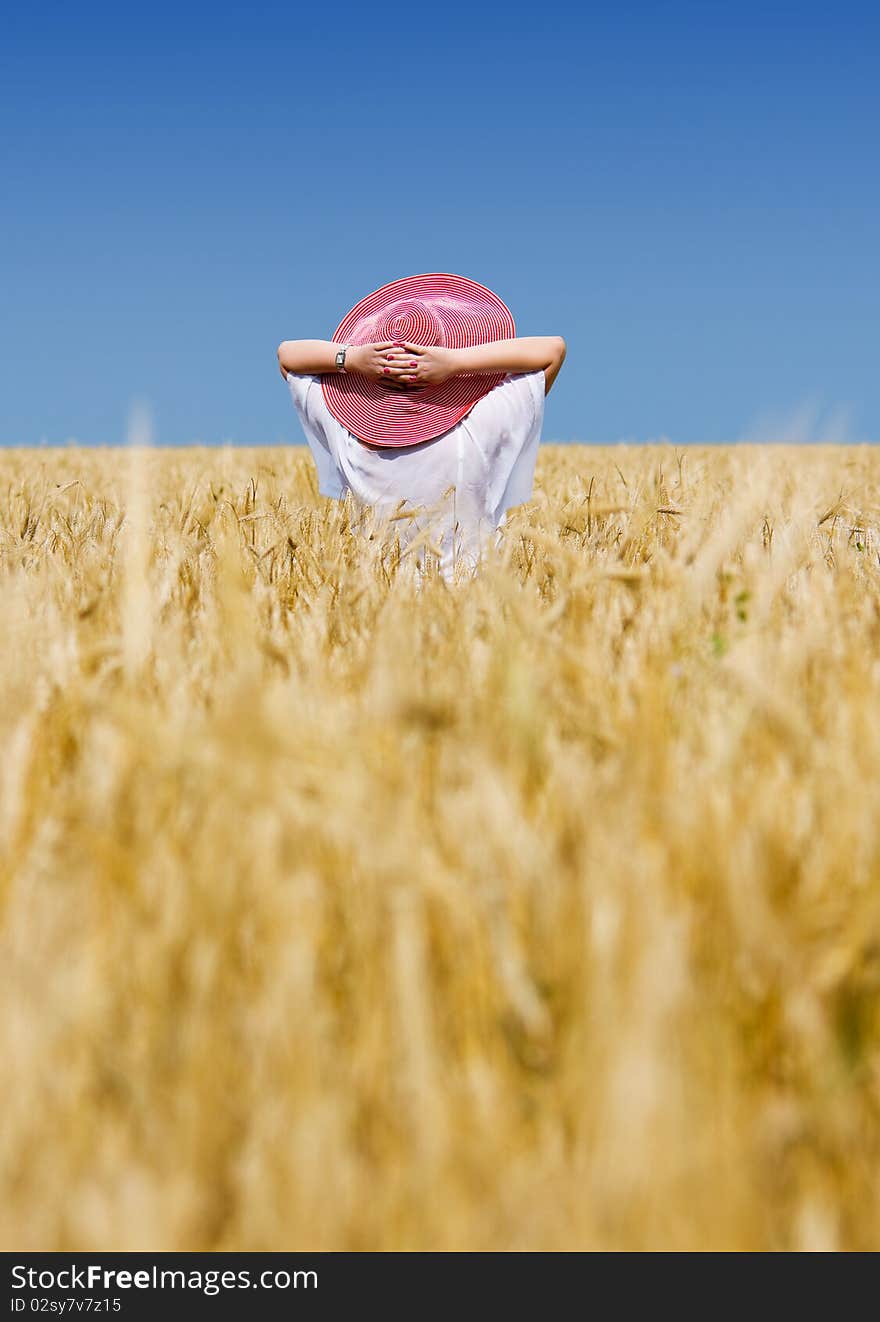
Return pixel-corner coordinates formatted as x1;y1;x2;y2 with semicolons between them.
2;0;878;445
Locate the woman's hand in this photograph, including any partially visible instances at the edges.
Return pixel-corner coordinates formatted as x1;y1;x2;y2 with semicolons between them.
345;341;457;387
391;342;457;386
344;342;402;381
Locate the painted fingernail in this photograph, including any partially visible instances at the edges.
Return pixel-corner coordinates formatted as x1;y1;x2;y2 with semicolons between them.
410;361;417;367
383;367;390;374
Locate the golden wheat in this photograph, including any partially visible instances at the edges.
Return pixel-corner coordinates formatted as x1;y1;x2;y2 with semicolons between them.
2;441;880;1250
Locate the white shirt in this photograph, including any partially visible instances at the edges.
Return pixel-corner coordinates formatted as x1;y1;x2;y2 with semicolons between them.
285;369;545;580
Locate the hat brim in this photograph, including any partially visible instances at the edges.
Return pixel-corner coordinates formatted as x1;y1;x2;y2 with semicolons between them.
321;272;515;448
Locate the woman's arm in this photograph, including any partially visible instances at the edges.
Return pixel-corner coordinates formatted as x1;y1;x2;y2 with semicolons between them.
278;340;349;377
454;336;566;378
278;335;568;394
396;336;567;395
277;338;417;383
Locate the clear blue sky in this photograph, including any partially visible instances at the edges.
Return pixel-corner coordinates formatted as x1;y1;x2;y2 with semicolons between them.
2;0;877;445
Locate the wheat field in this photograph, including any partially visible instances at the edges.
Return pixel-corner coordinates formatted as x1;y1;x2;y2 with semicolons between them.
2;441;880;1251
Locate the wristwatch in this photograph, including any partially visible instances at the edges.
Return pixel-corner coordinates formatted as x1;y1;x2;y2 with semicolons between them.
334;345;348;373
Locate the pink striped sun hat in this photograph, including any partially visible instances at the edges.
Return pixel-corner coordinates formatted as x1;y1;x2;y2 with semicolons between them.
321;272;515;448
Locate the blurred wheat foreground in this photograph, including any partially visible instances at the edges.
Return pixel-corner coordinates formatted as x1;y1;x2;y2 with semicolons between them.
2;441;880;1251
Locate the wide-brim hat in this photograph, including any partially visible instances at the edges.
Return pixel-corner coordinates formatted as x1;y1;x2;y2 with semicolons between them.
321;272;515;448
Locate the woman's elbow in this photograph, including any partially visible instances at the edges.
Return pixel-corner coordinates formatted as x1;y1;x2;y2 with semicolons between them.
542;337;567;395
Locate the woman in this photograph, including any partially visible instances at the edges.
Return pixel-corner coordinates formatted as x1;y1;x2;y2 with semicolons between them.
277;273;566;580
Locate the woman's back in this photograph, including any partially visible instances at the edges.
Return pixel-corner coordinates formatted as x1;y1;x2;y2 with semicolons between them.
284;367;546;580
